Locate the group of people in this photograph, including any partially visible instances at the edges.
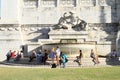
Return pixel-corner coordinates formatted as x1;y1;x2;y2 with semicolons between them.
5;48;100;66
29;49;48;65
74;49;118;66
5;46;68;68
73;49;100;66
50;46;68;68
6;50;23;62
6;48;118;67
28;46;68;68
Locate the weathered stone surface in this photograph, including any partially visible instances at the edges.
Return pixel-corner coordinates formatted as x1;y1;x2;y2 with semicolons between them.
0;0;120;61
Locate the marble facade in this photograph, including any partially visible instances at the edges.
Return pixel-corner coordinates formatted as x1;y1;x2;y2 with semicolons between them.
0;0;120;60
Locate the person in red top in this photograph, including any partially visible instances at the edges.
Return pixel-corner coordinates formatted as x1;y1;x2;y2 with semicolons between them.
11;51;16;59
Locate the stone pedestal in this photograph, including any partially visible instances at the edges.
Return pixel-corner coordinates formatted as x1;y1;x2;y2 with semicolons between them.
49;29;88;41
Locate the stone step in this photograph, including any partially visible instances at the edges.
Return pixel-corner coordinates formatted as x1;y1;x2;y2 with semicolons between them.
1;57;120;68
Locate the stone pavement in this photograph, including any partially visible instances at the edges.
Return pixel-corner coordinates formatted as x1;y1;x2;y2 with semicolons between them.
0;57;120;68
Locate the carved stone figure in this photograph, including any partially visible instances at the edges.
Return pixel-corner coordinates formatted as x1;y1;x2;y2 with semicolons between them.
53;11;87;31
69;11;87;31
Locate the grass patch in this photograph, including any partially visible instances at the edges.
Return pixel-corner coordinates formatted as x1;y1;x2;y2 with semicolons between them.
0;66;120;80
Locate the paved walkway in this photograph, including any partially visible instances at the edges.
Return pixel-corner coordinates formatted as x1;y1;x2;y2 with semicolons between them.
0;57;120;68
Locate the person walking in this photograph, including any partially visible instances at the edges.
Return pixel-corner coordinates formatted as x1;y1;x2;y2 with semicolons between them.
60;52;67;68
90;49;100;65
74;50;83;66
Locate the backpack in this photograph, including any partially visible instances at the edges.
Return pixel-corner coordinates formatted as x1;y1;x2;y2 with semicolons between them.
51;63;56;68
65;58;68;62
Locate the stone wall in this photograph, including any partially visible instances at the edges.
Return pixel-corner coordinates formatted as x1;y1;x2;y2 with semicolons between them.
21;0;116;24
19;23;118;57
0;24;23;61
0;0;120;60
0;0;119;24
0;22;119;60
19;23;118;43
0;0;19;24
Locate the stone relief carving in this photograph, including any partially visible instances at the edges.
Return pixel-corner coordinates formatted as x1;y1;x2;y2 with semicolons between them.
98;0;107;6
41;0;57;7
53;11;87;31
0;28;6;31
60;0;76;6
0;27;20;31
80;0;96;6
24;0;38;8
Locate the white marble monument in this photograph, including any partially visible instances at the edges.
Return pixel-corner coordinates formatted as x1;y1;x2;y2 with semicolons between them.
0;0;120;61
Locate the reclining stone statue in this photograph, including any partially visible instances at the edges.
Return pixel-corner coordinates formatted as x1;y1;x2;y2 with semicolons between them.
53;11;87;31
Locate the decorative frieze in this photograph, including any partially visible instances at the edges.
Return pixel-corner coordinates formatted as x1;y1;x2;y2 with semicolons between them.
15;27;20;31
0;24;19;31
59;0;76;7
0;28;6;31
0;27;20;31
0;23;118;32
20;24;51;31
60;7;76;12
40;0;57;7
30;28;37;31
24;0;38;8
22;0;116;8
23;28;28;31
80;0;96;6
98;0;107;6
8;28;14;31
0;24;18;27
21;24;53;27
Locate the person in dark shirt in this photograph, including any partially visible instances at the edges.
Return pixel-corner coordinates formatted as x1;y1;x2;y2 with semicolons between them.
29;50;36;62
42;49;48;65
74;50;83;66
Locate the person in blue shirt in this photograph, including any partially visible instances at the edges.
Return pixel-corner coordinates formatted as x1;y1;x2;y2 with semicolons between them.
36;49;43;64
